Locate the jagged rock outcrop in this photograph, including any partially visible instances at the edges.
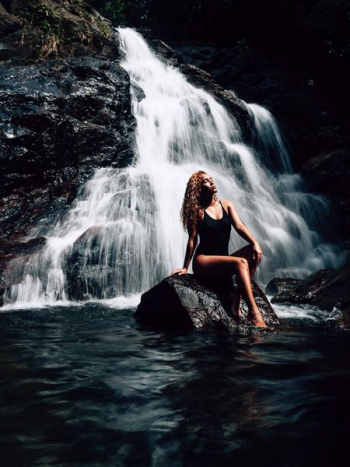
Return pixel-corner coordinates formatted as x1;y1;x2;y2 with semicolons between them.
270;266;350;323
0;1;136;240
136;274;280;333
0;56;135;240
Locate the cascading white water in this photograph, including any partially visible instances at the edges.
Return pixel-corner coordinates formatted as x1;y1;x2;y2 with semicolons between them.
246;103;292;174
4;27;344;307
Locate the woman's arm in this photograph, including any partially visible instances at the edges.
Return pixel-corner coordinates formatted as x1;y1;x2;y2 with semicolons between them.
224;200;262;260
171;225;198;275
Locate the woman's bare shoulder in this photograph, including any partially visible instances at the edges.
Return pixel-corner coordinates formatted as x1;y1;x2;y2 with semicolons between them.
221;199;235;210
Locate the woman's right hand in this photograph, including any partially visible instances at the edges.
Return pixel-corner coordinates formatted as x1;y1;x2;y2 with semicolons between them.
171;267;187;276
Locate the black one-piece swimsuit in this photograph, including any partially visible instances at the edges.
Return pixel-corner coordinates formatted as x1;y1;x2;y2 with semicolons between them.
195;201;231;257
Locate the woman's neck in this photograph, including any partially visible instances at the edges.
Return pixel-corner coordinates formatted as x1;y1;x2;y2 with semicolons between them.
202;194;218;209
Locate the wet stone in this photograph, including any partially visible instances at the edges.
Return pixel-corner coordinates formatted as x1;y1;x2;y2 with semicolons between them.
0;56;136;241
271;267;350;324
135;274;280;333
265;277;302;296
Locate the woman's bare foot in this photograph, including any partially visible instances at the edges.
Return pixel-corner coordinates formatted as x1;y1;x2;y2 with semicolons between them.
248;308;267;327
230;292;242;319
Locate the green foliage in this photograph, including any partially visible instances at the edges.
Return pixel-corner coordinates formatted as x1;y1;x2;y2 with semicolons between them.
99;1;127;24
20;0;79;57
22;1;65;37
86;0;151;27
18;1;112;59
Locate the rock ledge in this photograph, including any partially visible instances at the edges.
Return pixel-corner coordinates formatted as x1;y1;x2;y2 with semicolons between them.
136;274;280;333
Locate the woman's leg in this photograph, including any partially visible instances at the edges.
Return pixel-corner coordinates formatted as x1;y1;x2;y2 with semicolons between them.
230;244;260;317
193;254;266;327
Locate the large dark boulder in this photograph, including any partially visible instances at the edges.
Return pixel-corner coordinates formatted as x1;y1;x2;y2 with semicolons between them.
136;274;280;333
0;56;135;241
271;267;350;322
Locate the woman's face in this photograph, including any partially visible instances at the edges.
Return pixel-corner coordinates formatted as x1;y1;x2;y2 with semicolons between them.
200;173;217;195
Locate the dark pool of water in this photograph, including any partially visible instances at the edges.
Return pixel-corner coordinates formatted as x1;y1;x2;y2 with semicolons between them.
0;303;349;466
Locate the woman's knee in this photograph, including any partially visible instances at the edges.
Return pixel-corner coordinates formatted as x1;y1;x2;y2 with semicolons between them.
236;257;249;272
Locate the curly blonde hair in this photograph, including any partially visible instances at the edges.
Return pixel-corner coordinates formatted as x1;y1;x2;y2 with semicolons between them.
181;170;207;231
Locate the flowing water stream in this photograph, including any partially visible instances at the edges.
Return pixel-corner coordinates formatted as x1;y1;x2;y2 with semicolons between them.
3;28;343;307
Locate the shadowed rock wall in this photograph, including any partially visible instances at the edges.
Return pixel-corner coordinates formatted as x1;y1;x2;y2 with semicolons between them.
0;56;135;240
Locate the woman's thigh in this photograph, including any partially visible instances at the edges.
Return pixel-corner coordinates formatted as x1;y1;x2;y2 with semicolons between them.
230;244;254;261
193;254;244;279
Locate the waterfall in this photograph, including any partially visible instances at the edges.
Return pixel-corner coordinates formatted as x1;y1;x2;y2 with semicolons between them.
3;28;343;307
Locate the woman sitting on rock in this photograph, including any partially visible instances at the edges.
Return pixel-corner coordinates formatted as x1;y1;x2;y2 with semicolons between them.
171;170;267;327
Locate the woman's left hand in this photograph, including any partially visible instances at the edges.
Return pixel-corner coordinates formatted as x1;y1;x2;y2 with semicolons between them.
252;242;263;264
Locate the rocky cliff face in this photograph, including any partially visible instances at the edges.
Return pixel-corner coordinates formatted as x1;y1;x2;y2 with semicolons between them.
0;1;137;242
0;56;135;240
0;1;139;298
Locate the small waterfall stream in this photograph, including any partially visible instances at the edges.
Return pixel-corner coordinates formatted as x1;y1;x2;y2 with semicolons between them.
4;28;343;307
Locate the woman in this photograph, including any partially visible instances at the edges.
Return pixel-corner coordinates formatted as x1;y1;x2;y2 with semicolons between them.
171;170;267;327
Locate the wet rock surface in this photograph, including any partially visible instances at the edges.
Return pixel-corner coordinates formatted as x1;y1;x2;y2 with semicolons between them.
0;56;135;240
271;267;350;321
136;274;280;333
265;278;303;297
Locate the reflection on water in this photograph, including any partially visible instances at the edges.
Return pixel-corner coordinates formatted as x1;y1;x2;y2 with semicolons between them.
0;304;349;466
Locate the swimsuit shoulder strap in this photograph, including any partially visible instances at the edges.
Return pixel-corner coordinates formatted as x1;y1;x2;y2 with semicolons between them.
219;201;229;217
